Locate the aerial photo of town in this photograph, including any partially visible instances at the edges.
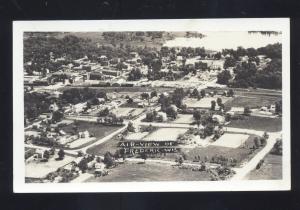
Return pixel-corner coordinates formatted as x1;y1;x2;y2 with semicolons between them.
23;31;283;184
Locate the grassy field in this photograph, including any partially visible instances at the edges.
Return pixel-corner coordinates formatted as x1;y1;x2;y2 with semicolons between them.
176;134;261;164
85;161;211;182
62;121;121;138
86;134;120;156
246;154;282;180
227;116;282;132
224;95;281;109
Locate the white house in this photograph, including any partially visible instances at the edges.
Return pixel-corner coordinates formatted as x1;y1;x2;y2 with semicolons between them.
212;114;225;124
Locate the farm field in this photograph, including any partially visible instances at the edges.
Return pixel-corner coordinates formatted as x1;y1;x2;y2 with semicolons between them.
184;97;230;108
246;154;282;180
211;133;249;148
25;155;75;178
224;95;281;109
227;116;282;132
85;161;211;182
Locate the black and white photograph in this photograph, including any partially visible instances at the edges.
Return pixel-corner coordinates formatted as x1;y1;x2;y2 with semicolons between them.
13;19;290;192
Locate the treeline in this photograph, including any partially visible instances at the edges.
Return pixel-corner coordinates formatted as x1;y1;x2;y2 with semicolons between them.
221;43;282;60
60;87;107;105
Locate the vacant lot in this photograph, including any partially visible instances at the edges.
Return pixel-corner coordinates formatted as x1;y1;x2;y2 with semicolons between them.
25;155;75;178
85;161;211;182
184;97;230;109
143;128;188;141
227;116;282;132
225;95;281;109
246;154;282;180
211;133;249;148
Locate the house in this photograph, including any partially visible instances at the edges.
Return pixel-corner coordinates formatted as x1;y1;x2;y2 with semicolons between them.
78;130;90;138
260;106;268;112
269;104;276;113
212;114;225;124
230;107;244;114
156;112;167;122
32;148;46;160
49;103;59;112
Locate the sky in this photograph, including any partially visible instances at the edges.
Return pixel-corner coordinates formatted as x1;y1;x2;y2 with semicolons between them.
163;31;282;51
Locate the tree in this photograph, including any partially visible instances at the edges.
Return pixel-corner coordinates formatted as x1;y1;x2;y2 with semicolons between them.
127;121;135;132
127;97;133;104
57;149;65;160
254;137;261;149
128;68;142;81
211;100;216;111
103;152;115;168
166;106;177;119
52;110;64;123
216;98;222;106
228;89;234;97
141;152;147;163
223;57;237;69
145;111;157;122
244;106;251;116
193;110;201;126
141;92;150;100
263;132;269;139
177;156;183;165
78;158;88;173
171;88;185;108
192;88;199;98
200;89;206;98
275;100;282;114
150;91;157;98
217;70;232;85
98;107;109;117
43;150;50;160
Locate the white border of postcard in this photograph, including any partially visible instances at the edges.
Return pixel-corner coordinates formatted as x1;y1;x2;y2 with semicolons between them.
13;18;290;192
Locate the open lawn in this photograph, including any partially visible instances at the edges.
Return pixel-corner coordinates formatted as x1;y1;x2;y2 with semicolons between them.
62;121;121;138
211;133;249;148
86;135;120;156
25;155;75;178
184;97;230;109
111;107;144;118
143;128;188;141
85;161;211;182
246;154;282;180
125;132;150;141
225;95;281;109
173;114;194;124
227;116;282;132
